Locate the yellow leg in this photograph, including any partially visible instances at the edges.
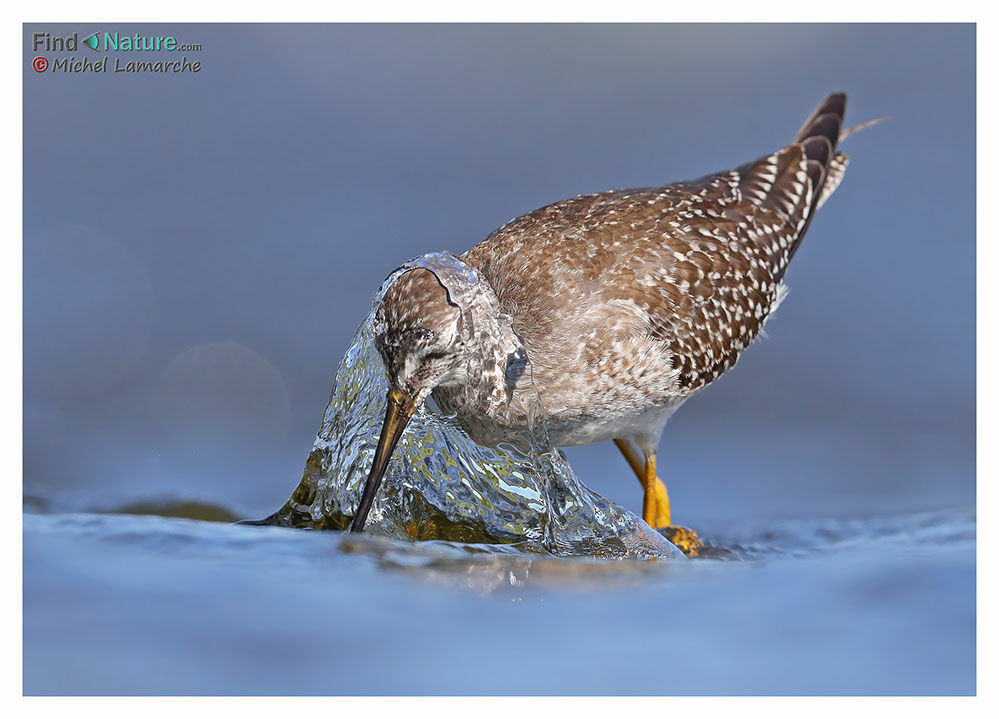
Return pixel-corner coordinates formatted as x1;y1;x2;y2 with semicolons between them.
613;438;671;526
613;438;701;556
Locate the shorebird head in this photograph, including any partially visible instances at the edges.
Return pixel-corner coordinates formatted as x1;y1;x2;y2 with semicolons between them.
373;267;466;400
349;267;467;532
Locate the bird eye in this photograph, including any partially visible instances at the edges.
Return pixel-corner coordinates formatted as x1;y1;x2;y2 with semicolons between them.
406;328;435;345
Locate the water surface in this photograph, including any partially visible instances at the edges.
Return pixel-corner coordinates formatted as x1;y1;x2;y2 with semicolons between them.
23;506;974;695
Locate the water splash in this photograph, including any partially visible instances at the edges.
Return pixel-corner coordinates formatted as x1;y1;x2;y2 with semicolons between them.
264;254;682;559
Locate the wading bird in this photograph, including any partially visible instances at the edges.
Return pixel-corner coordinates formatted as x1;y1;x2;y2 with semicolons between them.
349;94;864;555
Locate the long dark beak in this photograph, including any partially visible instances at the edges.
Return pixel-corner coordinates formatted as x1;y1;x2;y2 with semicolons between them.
349;390;417;533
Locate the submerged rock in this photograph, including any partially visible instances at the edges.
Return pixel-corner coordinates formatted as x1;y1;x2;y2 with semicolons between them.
263;254;683;559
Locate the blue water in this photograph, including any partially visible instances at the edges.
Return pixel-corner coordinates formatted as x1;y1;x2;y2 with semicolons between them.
23;507;974;695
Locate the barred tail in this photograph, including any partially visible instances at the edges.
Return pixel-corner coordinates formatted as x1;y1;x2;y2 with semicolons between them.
788;93;848;256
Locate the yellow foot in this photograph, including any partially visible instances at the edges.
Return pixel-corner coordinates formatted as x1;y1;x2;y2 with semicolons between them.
659;525;702;557
612;438;701;557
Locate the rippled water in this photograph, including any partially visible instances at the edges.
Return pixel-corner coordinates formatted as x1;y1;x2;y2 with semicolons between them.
23;507;975;694
259;254;681;559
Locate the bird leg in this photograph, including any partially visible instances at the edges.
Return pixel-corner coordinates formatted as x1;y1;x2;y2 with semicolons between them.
613;438;671;526
613;438;701;556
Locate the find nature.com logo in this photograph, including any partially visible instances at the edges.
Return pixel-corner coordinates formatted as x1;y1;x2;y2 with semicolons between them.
31;30;202;74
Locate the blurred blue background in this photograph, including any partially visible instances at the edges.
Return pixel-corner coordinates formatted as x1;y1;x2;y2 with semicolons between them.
23;23;974;530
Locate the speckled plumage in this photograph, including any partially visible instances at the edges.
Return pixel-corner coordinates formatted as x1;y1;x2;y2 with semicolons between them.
373;94;853;458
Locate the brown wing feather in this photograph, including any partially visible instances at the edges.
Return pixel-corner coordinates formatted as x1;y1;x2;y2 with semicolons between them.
623;157;811;392
463;94;848;403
